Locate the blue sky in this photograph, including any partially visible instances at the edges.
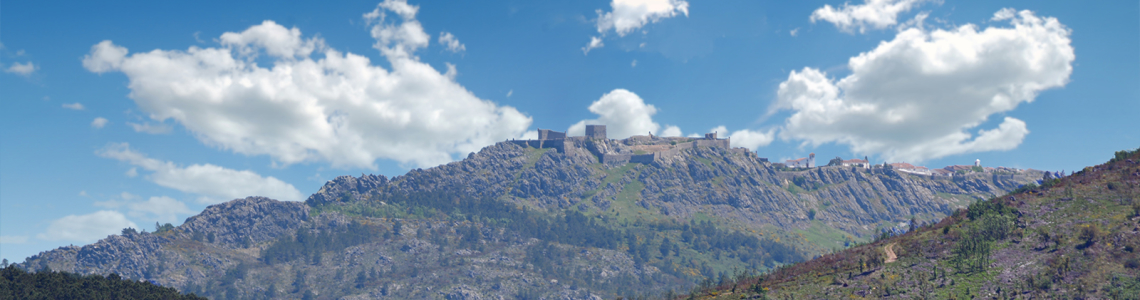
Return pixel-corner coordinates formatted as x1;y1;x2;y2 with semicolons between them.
2;0;1137;263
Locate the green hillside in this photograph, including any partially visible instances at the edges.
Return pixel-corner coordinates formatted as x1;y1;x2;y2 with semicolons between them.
693;147;1140;299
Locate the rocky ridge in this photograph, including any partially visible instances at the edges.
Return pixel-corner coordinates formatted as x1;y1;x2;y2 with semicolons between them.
19;138;1041;299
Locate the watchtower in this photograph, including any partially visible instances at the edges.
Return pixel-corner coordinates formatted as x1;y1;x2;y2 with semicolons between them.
585;125;607;139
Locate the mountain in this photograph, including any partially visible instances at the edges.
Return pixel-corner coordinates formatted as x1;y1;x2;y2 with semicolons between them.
17;136;1042;299
694;147;1140;299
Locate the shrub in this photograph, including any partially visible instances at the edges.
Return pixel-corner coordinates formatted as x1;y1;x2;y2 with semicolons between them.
1079;225;1100;247
1125;259;1140;269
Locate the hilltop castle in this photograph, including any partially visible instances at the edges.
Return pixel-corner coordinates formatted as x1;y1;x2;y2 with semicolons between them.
510;125;747;165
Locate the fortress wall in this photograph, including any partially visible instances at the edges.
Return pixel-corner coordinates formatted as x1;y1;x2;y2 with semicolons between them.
508;139;565;153
603;154;632;165
630;154;656;164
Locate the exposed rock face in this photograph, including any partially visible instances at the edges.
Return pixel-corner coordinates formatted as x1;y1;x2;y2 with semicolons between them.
19;139;1040;299
323;140;1039;237
179;196;309;247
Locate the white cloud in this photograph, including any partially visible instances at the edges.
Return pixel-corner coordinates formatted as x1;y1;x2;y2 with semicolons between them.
567;89;681;139
631;59;637;67
790;28;800;37
38;210;137;242
98;143;305;203
585;0;689;53
128;196;194;223
775;9;1073;163
62;103;85;110
705;126;775;150
506;89;513;98
82;2;530;169
79;190;89;197
810;0;926;33
729;128;776;150
219;20;322;59
125;167;138;177
583;36;604;54
82;41;128;74
438;32;465;53
91;117;109;128
0;235;29;244
992;8;1016;21
5;61;37;76
596;0;689;36
127;122;172;134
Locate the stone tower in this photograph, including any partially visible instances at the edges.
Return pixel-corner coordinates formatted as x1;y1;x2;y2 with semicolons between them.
585;125;607;139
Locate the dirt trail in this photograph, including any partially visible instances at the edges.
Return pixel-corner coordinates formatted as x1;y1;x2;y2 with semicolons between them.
884;243;898;263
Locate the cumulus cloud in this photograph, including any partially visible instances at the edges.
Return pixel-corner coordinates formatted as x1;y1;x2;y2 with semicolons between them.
585;0;689;53
729;129;776;150
91;117;109;128
5;61;37;76
705;126;776;150
775;9;1073;163
82;0;531;169
62;103;85;110
568;89;681;139
98;143;305;203
810;0;926;33
38;210;137;242
438;32;465;53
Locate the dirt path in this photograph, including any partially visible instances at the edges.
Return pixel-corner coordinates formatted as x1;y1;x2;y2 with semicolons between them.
884;243;898;263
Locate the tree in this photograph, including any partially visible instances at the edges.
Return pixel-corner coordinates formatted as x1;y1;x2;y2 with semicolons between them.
355;270;368;288
660;238;673;257
827;157;843;166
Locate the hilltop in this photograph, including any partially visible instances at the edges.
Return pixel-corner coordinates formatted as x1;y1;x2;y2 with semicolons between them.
693;147;1140;299
17;130;1043;299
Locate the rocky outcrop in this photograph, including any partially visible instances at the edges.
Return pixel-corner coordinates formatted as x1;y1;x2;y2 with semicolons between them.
180;196;309;247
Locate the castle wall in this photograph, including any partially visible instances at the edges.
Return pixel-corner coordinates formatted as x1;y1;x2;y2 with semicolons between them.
537;129;566;140
509;139;566;153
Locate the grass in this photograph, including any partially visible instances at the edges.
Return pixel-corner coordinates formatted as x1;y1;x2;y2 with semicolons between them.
795;220;861;251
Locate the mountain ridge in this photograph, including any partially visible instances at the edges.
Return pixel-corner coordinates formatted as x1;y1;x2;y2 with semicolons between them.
18;138;1044;299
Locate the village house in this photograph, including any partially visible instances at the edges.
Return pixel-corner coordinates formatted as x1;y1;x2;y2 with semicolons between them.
785;153;815;168
841;156;870;168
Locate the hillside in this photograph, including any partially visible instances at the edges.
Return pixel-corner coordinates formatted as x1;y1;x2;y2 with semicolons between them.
0;264;206;300
17;136;1040;299
695;147;1140;299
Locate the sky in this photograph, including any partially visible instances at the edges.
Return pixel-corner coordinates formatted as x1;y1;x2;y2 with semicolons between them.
2;0;1137;263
